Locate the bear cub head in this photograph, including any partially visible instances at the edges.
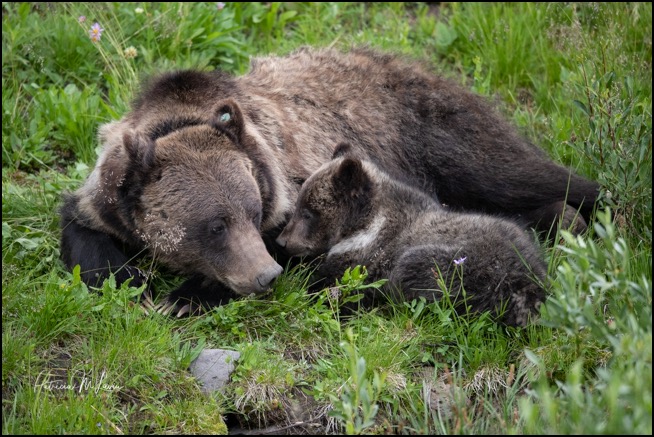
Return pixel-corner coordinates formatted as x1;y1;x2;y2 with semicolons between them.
276;143;376;257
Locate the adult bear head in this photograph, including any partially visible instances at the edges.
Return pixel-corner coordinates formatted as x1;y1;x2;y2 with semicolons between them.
78;98;283;296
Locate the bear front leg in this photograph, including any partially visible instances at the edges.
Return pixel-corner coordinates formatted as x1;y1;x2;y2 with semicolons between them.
165;275;239;317
60;218;147;289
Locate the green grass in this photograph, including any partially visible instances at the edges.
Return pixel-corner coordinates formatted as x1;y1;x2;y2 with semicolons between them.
2;2;651;434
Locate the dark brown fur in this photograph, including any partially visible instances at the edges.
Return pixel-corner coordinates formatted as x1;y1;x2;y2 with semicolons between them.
60;46;597;306
276;144;547;326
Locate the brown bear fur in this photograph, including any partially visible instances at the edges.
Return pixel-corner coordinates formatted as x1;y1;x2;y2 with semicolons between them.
59;46;597;308
276;144;547;326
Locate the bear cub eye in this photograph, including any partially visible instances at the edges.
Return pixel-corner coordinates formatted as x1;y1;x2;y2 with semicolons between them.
301;208;315;221
252;212;262;227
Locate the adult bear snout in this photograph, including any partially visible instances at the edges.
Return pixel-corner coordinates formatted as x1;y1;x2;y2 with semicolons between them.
223;223;285;295
256;263;283;291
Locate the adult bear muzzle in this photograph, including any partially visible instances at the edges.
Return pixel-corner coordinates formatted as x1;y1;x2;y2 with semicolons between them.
221;222;283;295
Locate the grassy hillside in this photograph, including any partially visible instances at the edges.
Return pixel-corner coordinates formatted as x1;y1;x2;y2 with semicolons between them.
2;2;651;434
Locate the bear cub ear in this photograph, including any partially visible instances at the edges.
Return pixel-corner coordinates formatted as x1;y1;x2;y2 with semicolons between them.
332;142;353;159
333;157;372;200
331;142;370;162
211;98;246;142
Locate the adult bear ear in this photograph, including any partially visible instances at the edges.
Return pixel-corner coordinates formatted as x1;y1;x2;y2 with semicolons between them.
115;131;159;216
123;130;156;172
211;98;246;143
333;157;372;200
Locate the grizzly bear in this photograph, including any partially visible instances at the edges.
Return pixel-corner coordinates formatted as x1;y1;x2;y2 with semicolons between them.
276;144;547;326
59;46;597;310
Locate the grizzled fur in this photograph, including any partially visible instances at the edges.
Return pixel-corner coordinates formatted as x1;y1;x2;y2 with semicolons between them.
60;101;283;304
60;46;596;307
276;144;548;326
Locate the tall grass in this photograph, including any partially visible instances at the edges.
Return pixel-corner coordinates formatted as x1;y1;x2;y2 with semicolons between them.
2;2;651;434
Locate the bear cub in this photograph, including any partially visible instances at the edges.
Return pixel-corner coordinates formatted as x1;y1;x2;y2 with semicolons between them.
276;144;548;326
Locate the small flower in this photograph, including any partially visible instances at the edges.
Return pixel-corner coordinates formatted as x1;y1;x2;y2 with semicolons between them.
453;256;467;265
89;22;104;43
123;46;138;59
217;2;226;10
78;15;86;24
134;7;144;14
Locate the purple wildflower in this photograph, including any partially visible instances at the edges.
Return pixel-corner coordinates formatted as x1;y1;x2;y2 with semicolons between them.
453;256;467;265
217;2;226;10
89;22;104;43
78;15;86;24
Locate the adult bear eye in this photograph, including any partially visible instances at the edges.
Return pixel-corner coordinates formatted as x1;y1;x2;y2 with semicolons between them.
210;220;227;235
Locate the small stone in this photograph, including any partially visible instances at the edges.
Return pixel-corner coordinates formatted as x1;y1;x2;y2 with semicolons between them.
189;348;240;393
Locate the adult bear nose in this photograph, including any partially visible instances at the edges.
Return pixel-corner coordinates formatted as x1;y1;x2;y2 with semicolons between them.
257;263;283;290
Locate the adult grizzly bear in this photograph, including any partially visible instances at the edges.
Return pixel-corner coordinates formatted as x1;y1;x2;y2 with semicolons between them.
59;46;599;309
276;143;547;326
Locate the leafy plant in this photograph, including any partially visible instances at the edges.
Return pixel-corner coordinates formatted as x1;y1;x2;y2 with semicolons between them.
570;68;652;238
324;265;387;314
327;327;386;435
522;208;652;434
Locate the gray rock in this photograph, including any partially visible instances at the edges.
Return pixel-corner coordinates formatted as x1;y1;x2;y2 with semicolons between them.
189;348;240;394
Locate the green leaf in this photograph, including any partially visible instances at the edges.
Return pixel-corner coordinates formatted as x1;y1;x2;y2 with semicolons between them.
91;303;107;312
279;10;297;22
15;237;41;250
2;222;12;241
63;83;79;95
573;99;590;115
523;349;543;368
434;21;457;50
